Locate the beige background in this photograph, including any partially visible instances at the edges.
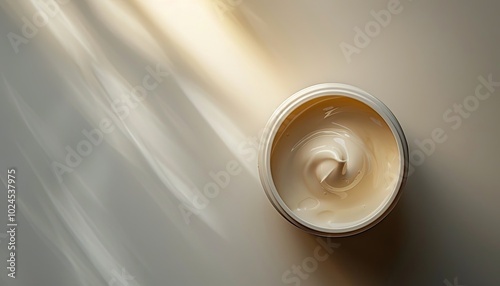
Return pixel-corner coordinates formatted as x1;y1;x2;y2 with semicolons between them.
0;0;499;285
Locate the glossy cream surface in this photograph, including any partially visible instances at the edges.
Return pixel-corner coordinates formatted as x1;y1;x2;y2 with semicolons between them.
271;97;401;229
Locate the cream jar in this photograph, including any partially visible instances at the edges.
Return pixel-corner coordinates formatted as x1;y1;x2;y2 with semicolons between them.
258;84;408;237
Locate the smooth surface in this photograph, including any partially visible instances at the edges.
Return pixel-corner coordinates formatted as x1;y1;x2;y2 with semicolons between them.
0;0;499;285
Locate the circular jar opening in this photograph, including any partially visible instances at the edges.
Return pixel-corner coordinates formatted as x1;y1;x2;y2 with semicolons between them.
259;84;408;237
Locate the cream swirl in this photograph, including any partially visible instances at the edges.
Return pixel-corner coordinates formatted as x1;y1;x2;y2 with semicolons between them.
291;129;369;199
270;96;401;229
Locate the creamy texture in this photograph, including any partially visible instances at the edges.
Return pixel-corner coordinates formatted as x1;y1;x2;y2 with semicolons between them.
271;97;401;230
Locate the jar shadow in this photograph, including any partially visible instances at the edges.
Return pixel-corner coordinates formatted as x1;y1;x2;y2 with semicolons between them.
309;177;416;286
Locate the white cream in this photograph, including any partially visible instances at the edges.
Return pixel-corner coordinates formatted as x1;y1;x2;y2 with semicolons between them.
271;96;401;230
